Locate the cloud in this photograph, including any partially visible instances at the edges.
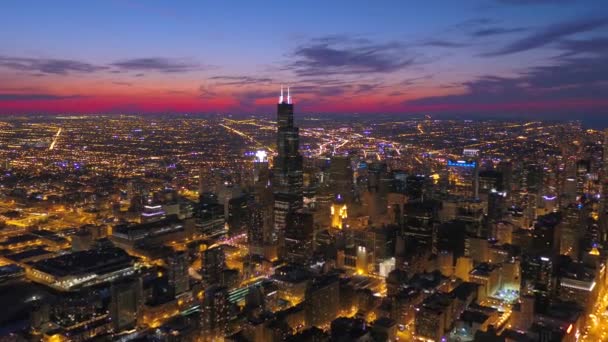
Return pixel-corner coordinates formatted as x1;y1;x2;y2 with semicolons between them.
401;75;434;86
287;36;418;76
0;56;204;75
452;17;527;38
292;84;348;98
0;93;86;101
408;51;608;109
111;58;201;73
558;37;608;56
471;27;527;37
420;39;469;48
0;56;106;75
199;84;218;99
353;83;382;94
237;89;278;101
112;81;132;86
209;75;273;86
166;90;189;95
483;17;608;56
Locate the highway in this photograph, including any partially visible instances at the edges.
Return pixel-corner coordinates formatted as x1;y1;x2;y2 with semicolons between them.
49;127;62;150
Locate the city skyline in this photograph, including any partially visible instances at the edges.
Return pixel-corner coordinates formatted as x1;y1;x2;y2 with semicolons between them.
2;0;608;121
4;2;608;341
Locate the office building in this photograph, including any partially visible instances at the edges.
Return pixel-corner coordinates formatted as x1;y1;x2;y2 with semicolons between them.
110;276;143;332
201;285;230;340
167;251;190;295
305;274;340;328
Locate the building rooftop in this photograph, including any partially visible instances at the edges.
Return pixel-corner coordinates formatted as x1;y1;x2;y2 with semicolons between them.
0;234;39;247
460;310;489;324
32;246;134;277
419;292;454;315
451;282;479;301
470;263;500;277
3;247;54;263
273;264;312;283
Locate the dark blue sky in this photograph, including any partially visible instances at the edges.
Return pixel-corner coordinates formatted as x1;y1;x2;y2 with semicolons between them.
1;0;608;121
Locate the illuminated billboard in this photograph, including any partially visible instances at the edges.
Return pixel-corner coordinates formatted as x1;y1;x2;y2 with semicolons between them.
447;160;477;168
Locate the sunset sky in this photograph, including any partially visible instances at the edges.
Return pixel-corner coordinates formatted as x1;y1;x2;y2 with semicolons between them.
2;0;608;118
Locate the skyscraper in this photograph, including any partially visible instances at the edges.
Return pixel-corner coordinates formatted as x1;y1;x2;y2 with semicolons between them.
200;285;230;341
167;251;190;295
329;156;354;201
284;211;314;263
305;274;340;328
249;150;275;257
273;86;303;201
273;87;303;255
202;246;226;286
110;276;143;332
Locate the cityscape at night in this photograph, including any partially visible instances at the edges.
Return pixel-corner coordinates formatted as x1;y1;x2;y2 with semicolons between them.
2;1;608;342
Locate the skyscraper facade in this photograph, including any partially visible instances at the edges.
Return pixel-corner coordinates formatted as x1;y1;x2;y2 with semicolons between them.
167;250;190;295
110;276;143;332
273;87;303;202
273;87;304;252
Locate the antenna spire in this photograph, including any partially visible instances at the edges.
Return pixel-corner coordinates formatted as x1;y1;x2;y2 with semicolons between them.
279;85;284;103
287;86;291;104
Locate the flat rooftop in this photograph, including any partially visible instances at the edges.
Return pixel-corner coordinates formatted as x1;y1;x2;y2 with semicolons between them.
32;247;134;277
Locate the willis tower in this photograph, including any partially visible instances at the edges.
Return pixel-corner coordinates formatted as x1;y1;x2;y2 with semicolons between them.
274;86;303;202
273;87;303;254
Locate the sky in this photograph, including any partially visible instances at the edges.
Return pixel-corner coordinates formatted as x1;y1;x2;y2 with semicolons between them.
1;0;608;120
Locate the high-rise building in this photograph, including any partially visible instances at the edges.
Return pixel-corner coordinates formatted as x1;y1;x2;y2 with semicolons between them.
330;199;348;230
495;221;514;245
273;192;300;252
248;203;266;256
110;276;143;332
201;285;230;341
253;150;272;204
487;191;507;222
415;292;455;342
249;150;275;257
521;254;553;297
273;87;304;257
402;200;439;252
273;86;303;202
438;250;454;277
512;295;535;331
329;156;354;201
202;246;226;286
167;251;190;296
284;211;314;263
532;213;562;256
465;236;490;264
559;205;583;259
305;274;340;328
446;157;479;199
227;194;249;236
196;193;226;238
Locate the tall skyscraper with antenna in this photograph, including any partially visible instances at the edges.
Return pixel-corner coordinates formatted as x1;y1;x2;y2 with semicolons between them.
274;86;303;201
273;86;303;254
